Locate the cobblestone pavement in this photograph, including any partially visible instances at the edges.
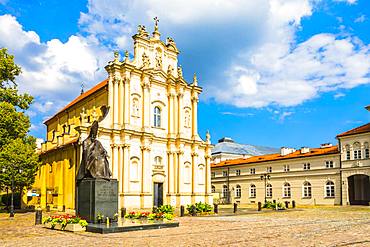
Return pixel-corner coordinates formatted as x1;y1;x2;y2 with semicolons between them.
0;206;369;247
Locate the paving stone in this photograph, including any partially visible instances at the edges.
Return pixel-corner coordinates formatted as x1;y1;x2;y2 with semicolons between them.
0;206;369;247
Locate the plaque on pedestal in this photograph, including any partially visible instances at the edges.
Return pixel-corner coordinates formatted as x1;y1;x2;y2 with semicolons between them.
77;178;118;223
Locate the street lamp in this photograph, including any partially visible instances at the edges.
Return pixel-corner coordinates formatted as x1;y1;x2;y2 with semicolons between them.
1;167;23;217
260;173;270;203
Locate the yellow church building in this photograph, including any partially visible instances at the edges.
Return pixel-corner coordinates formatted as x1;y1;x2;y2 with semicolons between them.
30;21;213;211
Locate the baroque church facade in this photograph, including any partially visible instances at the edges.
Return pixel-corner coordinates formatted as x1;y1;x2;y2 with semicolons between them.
30;22;213;211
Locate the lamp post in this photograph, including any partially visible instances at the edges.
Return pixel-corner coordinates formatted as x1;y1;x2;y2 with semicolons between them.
2;167;22;217
260;173;270;203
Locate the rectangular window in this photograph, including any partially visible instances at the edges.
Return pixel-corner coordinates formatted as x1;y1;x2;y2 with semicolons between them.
266;186;272;198
250;168;255;174
346;151;351;160
325;161;334;168
354;150;362;160
223;171;228;177
266;167;272;173
303;163;310;170
283;165;290;172
366;149;370;159
211;172;215;178
236;169;241;176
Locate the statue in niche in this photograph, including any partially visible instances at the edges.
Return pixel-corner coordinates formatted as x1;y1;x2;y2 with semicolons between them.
142;53;150;68
155;51;162;70
167;65;174;76
77;120;112;180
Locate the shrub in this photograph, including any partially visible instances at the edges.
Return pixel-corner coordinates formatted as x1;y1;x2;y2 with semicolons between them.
155;205;174;214
186;202;212;215
263;201;285;210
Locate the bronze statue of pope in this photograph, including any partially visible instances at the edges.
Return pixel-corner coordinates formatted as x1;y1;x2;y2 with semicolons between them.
77;121;112;180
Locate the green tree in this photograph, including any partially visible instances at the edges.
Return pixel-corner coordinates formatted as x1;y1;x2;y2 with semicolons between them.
0;48;40;193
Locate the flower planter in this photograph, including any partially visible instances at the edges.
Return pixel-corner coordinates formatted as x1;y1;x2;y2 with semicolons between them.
44;222;86;232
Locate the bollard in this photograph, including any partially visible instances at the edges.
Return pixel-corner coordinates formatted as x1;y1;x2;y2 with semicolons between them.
233;203;237;213
35;209;42;225
285;201;289;209
62;205;66;212
214;204;218;214
121;207;126;218
292;200;296;208
258;202;262;211
46;205;50;212
180;205;185;217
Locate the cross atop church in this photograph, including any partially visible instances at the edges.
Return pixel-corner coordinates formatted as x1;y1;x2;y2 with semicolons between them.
154;17;159;31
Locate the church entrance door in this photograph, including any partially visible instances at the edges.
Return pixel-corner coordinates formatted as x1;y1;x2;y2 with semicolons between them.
348;174;370;205
153;182;163;208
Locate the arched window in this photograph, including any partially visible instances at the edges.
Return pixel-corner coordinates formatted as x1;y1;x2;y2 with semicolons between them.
222;185;228;198
154;156;162;168
130;160;139;181
211;185;216;193
345;145;351;160
303;181;311;198
364;142;369;159
184;162;191;184
132;98;140;117
249;184;256;198
198;164;205;185
184;110;191;128
153;106;161;127
266;184;272;198
353;142;361;160
325;181;335;198
235;185;241;198
283;182;291;198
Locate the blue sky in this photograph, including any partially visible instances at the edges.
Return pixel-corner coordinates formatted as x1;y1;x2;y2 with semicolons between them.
0;0;369;149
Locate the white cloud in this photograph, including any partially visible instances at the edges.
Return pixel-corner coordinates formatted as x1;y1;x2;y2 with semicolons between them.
354;14;366;23
334;0;357;5
0;14;111;105
334;92;345;99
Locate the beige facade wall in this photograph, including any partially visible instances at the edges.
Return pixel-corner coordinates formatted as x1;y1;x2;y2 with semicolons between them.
338;132;370;205
212;153;341;205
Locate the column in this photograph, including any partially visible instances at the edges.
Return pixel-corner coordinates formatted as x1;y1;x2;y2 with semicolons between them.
191;95;199;139
118;145;122;194
124;78;131;127
177;92;184;137
40;166;47;209
142;77;151;130
113;79;119;129
111;144;119;179
123;144;130;193
108;78;114;128
119;78;124;126
173;92;178;135
57;161;64;211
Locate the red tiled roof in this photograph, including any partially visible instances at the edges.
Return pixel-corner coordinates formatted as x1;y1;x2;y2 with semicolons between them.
337;123;370;138
211;146;339;168
44;79;108;124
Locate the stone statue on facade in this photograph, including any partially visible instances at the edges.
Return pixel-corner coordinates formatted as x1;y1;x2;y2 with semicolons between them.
77;121;112;180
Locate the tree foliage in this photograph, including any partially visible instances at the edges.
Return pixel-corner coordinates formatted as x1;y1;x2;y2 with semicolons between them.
0;48;40;192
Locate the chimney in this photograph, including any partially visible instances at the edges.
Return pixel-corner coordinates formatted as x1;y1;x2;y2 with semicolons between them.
301;147;310;154
321;143;332;148
280;147;296;156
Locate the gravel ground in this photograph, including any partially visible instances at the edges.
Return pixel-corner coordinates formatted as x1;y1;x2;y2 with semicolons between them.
0;206;369;247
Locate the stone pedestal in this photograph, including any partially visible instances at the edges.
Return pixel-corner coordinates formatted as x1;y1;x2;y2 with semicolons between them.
77;178;118;223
